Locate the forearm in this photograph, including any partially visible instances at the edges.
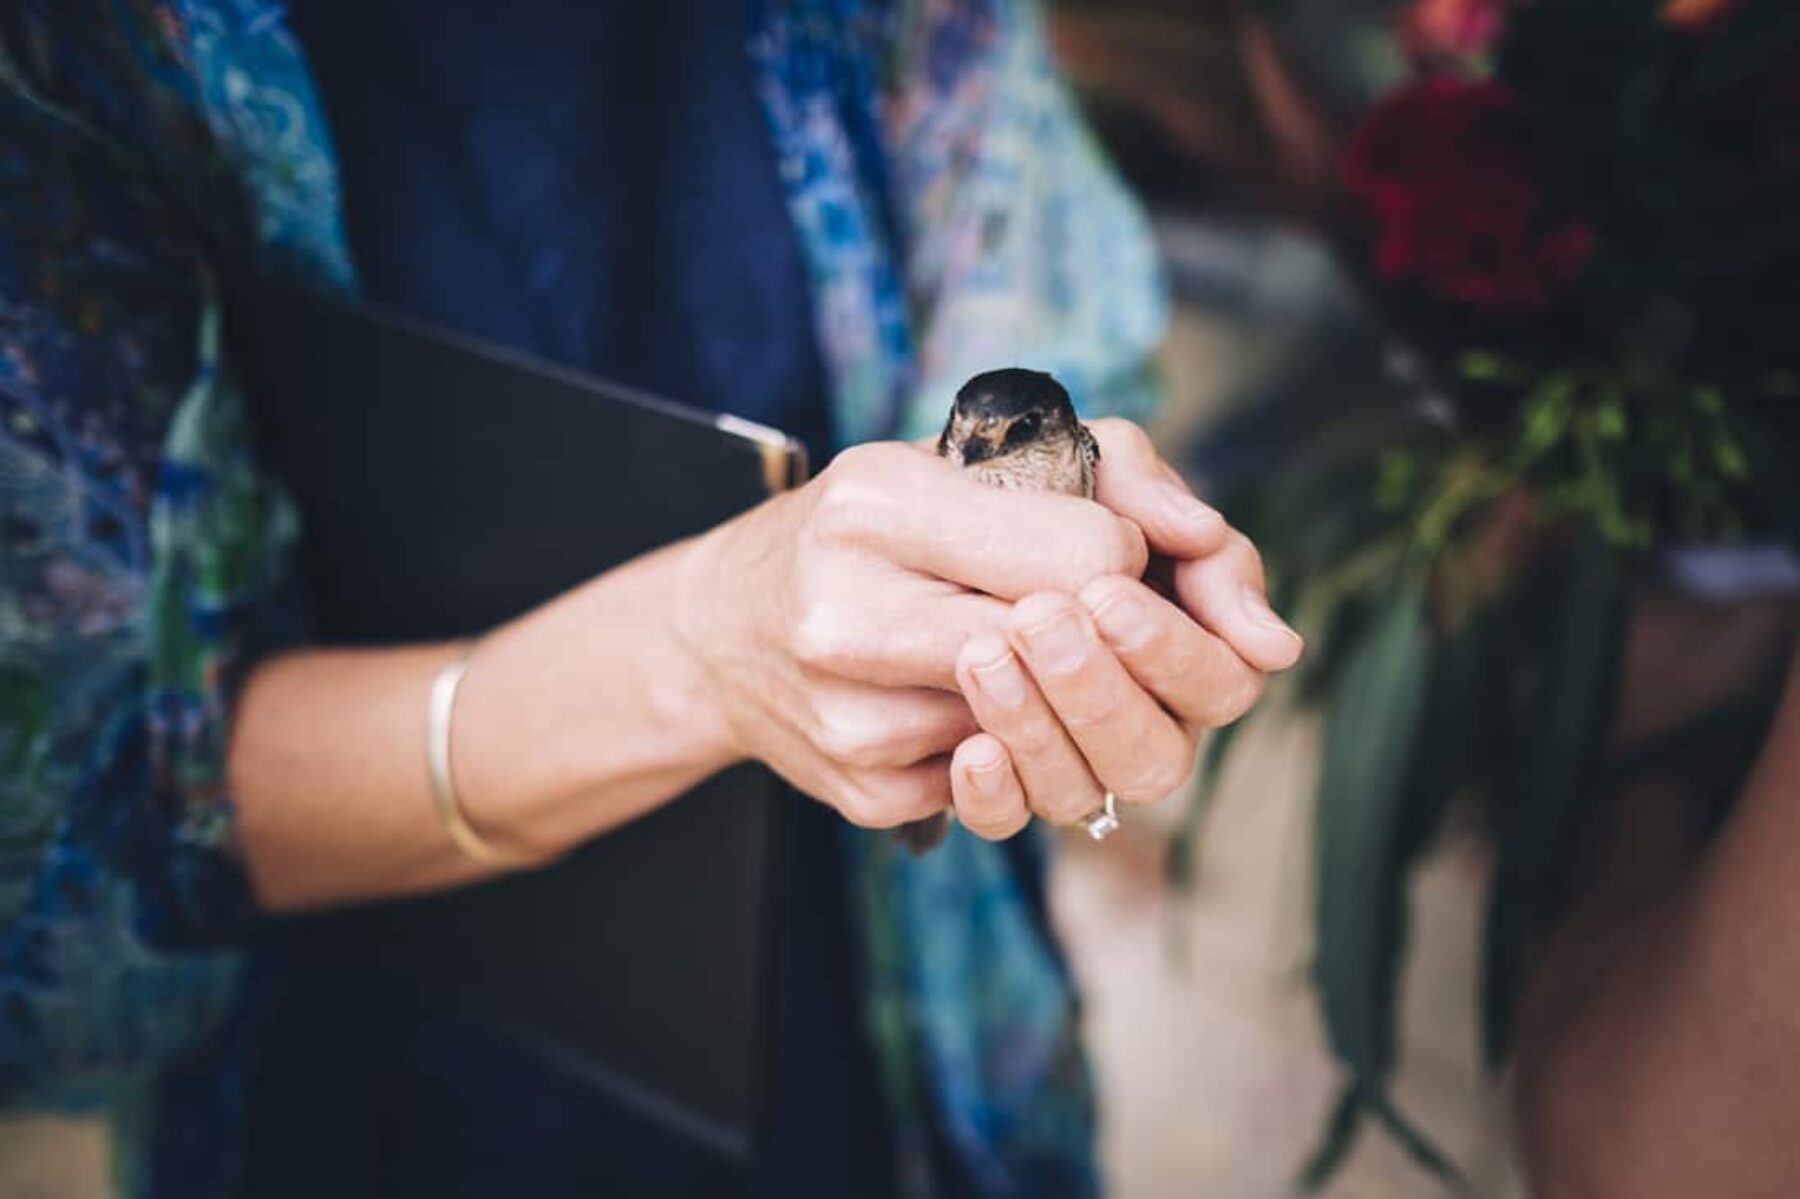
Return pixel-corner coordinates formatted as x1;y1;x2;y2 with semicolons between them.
230;539;737;911
1518;652;1800;1197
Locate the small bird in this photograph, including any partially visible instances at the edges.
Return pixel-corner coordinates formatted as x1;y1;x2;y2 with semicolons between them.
894;367;1100;853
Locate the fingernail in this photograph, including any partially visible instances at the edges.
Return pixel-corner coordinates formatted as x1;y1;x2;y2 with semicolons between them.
1089;592;1154;652
1021;611;1090;674
1240;585;1300;640
967;750;1006;795
971;648;1030;707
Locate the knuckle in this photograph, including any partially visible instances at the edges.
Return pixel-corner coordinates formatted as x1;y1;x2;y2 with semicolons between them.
1197;671;1265;729
1080;573;1139;615
1226;530;1266;585
1115;420;1155;459
810;471;884;542
789;604;854;672
1057;688;1125;734
822;440;886;478
1117;752;1194;806
1085;580;1167;657
813;709;890;770
1109;518;1151;578
833;782;887;828
1092;418;1153;460
1000;714;1060;760
1070;513;1148;583
1035;790;1099;826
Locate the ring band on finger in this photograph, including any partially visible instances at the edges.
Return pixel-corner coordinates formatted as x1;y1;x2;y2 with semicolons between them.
1080;792;1120;841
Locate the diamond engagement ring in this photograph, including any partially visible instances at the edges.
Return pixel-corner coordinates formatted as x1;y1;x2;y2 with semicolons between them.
1080;792;1120;842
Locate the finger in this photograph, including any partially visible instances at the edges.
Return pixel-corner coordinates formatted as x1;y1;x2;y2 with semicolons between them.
808;681;979;770
819;447;1149;599
1086;419;1228;558
794;582;1009;691
1170;532;1304;672
835;756;954;829
897;488;1149;601
1006;592;1195;807
955;634;1105;826
1079;575;1267;729
950;734;1030;841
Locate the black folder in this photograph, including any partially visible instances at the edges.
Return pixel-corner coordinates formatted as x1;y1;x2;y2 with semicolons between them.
226;280;803;1163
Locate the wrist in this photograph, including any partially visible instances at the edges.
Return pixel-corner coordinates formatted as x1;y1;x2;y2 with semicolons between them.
655;531;745;772
449;540;745;860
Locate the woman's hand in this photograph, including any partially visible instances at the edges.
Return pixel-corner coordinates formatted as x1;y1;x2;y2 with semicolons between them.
672;440;1156;830
946;420;1303;839
233;422;1294;909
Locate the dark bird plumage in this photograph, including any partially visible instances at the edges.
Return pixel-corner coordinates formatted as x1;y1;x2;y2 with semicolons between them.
895;368;1099;853
935;368;1099;496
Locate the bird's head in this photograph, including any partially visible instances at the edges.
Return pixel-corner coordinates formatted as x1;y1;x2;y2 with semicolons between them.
937;368;1080;468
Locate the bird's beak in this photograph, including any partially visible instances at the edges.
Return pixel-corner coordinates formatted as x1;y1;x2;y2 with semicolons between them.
960;433;999;464
957;432;1000;464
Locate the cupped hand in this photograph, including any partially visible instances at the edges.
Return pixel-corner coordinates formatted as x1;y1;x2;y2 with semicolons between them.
948;420;1303;838
670;440;1150;830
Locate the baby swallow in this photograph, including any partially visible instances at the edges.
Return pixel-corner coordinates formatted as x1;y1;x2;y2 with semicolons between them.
894;367;1100;853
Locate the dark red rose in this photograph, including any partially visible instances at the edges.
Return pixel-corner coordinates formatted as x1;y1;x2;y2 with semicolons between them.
1399;0;1512;61
1343;78;1595;316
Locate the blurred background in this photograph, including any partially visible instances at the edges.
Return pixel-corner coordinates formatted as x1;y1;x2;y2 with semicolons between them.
1042;4;1525;1195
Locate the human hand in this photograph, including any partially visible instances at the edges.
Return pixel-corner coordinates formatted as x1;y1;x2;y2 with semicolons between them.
946;420;1303;839
670;440;1151;829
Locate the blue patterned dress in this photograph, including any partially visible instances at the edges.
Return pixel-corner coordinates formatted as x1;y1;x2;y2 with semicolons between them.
0;1;1165;1194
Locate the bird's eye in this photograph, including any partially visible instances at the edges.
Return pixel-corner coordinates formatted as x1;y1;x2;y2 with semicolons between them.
1006;412;1042;445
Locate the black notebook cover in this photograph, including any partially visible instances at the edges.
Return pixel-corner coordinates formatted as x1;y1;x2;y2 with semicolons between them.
226;279;803;1162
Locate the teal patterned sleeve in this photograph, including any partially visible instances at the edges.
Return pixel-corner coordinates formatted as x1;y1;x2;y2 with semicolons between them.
0;1;337;1104
881;0;1169;437
753;0;1166;442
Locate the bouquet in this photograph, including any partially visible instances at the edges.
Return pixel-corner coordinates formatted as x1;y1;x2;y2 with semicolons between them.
1180;0;1800;1184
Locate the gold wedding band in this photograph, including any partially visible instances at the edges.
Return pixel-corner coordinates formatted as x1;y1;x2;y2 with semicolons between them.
1080;792;1121;842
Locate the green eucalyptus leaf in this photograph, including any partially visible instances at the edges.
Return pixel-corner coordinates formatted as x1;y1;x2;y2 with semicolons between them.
1377;451;1417;510
1516;378;1574;462
1299;1082;1363;1192
1295;594;1373;707
1712;432;1749;483
1595;390;1627;442
1312;572;1441;1175
1397;605;1500;865
1366;1091;1468;1191
1302;993;1471;1193
1457;351;1524;384
1481;529;1626;1066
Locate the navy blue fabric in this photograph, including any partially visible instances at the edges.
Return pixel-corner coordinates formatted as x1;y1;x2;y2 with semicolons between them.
225;4;890;1196
295;0;834;458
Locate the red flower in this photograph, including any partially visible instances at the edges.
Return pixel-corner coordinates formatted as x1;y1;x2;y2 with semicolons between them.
1343;78;1595;316
1400;0;1513;61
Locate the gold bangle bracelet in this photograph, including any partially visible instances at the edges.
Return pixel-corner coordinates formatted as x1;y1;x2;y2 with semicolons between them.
427;644;526;866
